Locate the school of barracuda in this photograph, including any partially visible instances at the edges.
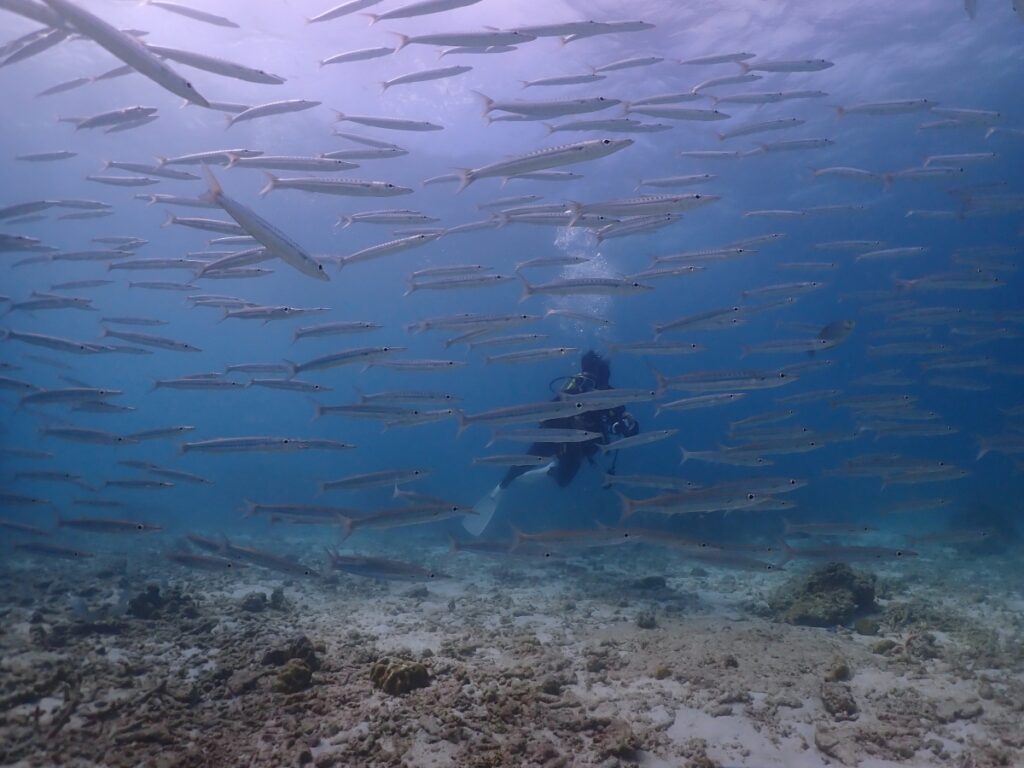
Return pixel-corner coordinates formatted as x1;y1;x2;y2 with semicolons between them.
1;0;1022;582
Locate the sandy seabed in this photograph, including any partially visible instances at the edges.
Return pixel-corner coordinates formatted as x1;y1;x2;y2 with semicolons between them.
1;538;1022;768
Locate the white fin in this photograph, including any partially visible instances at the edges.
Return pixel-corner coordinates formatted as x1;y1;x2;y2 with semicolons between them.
464;484;503;536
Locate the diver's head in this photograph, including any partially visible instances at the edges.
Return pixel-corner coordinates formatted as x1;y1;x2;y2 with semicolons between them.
581;350;611;389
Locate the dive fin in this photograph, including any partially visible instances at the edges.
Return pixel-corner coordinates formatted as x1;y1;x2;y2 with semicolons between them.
464;483;503;536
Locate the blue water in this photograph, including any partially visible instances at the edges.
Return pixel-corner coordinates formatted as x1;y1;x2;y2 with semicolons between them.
1;1;1023;762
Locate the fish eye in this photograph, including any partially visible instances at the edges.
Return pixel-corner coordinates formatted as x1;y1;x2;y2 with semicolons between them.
602;139;611;144
896;550;904;557
747;493;755;500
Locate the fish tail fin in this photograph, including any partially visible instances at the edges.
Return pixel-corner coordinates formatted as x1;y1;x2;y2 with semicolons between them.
339;516;354;540
336;215;351;229
679;446;690;464
454;168;474;193
976;442;989;460
469;89;494;116
740;345;751;359
835;106;845;119
323;546;338;568
543;122;555;135
650;365;668;396
240;498;257;518
378;81;389;95
388;31;409;50
615;491;634;520
737;61;752;74
160;210;175;229
365;13;383;25
446;533;461;555
509;525;524;551
565;200;582;225
258;172;277;198
199;163;222;204
402;279;417;297
455;410;469;438
224;152;241;169
715;131;725;141
892;275;913;291
517;274;533;303
882;173;894;192
778;541;795;565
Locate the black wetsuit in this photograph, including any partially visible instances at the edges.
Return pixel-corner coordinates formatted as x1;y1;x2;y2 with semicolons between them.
499;387;636;489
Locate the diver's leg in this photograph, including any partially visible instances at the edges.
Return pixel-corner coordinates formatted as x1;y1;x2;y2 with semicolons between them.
551;450;582;488
499;441;558;489
468;444;559;537
499;465;532;489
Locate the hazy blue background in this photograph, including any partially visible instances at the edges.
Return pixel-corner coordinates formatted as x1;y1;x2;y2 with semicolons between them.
1;0;1022;553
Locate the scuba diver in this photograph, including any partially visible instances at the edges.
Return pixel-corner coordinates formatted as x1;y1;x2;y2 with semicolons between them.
464;350;640;536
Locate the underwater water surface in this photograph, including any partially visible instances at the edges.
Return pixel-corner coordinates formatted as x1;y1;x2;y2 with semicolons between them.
1;0;1023;766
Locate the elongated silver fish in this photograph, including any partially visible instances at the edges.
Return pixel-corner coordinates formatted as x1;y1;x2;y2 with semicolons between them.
326;549;447;580
456;138;633;191
381;64;471;91
228;100;320;128
147;1;239;27
146;45;281;84
320;468;431;492
41;0;209;106
201;166;329;282
320;46;394;65
599;429;678;453
58;516;161;533
259;175;412;198
182;436;354;453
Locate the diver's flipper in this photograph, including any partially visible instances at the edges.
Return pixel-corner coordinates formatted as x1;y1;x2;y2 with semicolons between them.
464;483;503;536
